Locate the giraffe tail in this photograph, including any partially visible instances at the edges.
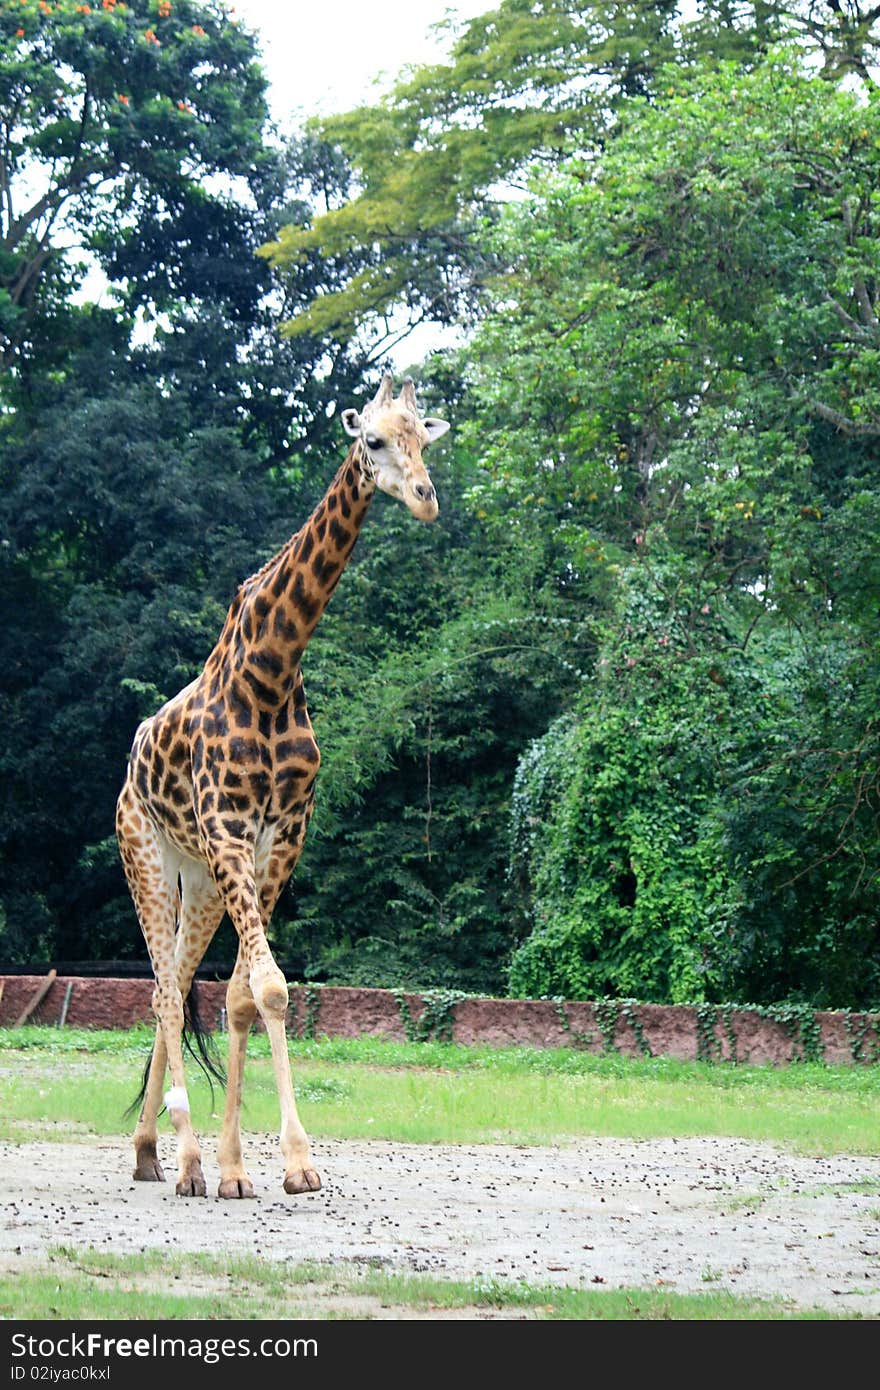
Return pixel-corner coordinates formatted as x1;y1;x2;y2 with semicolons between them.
181;981;227;1098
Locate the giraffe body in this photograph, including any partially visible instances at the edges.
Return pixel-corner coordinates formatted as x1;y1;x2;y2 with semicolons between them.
116;375;448;1197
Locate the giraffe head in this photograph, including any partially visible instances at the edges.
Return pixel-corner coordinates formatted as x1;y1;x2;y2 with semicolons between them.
341;373;449;523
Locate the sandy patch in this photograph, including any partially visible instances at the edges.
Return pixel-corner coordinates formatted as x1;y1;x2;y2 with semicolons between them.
1;1135;879;1315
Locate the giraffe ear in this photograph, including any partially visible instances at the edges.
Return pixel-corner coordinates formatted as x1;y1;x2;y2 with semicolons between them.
341;409;362;438
423;417;450;442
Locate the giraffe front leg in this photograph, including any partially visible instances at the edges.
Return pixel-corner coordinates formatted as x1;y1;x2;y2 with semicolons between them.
256;820;320;1194
206;832;320;1196
264;990;322;1194
217;951;257;1199
207;950;317;1195
248;945;320;1194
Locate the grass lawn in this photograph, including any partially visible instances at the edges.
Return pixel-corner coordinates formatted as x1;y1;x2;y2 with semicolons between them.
1;1024;879;1154
1;1027;877;1322
0;1248;847;1321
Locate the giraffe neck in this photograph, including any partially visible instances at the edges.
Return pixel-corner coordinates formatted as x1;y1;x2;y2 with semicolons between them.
219;445;376;704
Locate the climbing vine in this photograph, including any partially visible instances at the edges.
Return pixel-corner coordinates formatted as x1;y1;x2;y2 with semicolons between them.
287;986;880;1068
619;999;653;1058
594;997;620;1054
718;1003;739;1063
843;1012;880;1065
558;997;880;1066
552;998;594;1048
755;1003;824;1063
695;1004;722;1062
587;998;653;1056
394;988;467;1043
295;983;323;1041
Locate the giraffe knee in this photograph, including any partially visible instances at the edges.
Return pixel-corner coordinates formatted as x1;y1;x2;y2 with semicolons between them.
251;969;289;1019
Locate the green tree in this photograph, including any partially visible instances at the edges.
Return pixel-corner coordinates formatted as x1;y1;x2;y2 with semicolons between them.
262;0;880;344
0;45;379;964
463;51;880;1005
0;0;269;371
0;333;273;960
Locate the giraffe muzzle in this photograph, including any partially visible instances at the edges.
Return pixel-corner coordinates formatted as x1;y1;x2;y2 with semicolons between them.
407;478;439;522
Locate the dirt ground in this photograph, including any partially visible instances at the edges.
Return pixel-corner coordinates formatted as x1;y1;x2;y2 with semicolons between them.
2;1134;879;1316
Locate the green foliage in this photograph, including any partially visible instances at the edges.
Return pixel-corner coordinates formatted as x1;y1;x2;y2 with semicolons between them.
393;988;467;1042
0;344;274;957
0;0;271;368
273;553;589;992
3;2;880;1015
0;4;382;967
262;1;880;342
259;0;705;342
509;572;742;1003
477;51;880;1007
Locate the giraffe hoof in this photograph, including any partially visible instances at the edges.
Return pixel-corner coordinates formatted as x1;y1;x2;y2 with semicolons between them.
175;1166;207;1197
133;1147;165;1182
175;1177;207;1197
218;1177;255;1199
283;1168;322;1194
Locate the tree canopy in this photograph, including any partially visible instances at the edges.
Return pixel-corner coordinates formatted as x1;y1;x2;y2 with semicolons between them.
1;1;879;1010
0;0;273;373
261;0;880;343
467;52;880;1004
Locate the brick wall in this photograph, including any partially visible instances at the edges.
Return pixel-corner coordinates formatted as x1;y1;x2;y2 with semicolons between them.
2;974;878;1064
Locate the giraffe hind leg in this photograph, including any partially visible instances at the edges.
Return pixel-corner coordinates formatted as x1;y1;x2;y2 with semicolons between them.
131;863;227;1188
175;860;226;1091
117;786;207;1196
132;1022;168;1181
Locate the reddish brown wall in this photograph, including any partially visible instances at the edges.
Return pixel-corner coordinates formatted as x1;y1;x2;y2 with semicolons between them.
1;975;877;1065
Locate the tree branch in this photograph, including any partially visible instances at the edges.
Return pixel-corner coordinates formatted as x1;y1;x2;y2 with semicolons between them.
824;292;876;338
808;397;880;434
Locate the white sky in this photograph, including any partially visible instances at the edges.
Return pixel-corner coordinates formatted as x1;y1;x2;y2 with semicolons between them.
225;2;494;362
77;2;490;358
230;0;493;123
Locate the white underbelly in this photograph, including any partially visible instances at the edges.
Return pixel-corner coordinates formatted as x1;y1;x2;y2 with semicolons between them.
254;822;280;880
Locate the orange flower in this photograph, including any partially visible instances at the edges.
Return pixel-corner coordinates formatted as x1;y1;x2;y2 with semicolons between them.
143;26;159;43
102;0;116;8
191;23;205;36
177;100;191;112
15;27;25;36
158;0;171;15
117;93;130;104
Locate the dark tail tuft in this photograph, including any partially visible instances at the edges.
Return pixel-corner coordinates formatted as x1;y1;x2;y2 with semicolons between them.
182;981;227;1104
125;1049;154;1120
126;981;227;1119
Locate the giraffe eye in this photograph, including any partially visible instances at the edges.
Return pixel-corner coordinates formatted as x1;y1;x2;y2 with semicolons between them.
365;434;384;451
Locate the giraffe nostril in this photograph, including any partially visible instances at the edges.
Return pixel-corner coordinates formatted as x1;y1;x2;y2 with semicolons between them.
414;483;435;502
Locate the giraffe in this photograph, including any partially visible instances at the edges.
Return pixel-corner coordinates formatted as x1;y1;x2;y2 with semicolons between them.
116;373;449;1198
